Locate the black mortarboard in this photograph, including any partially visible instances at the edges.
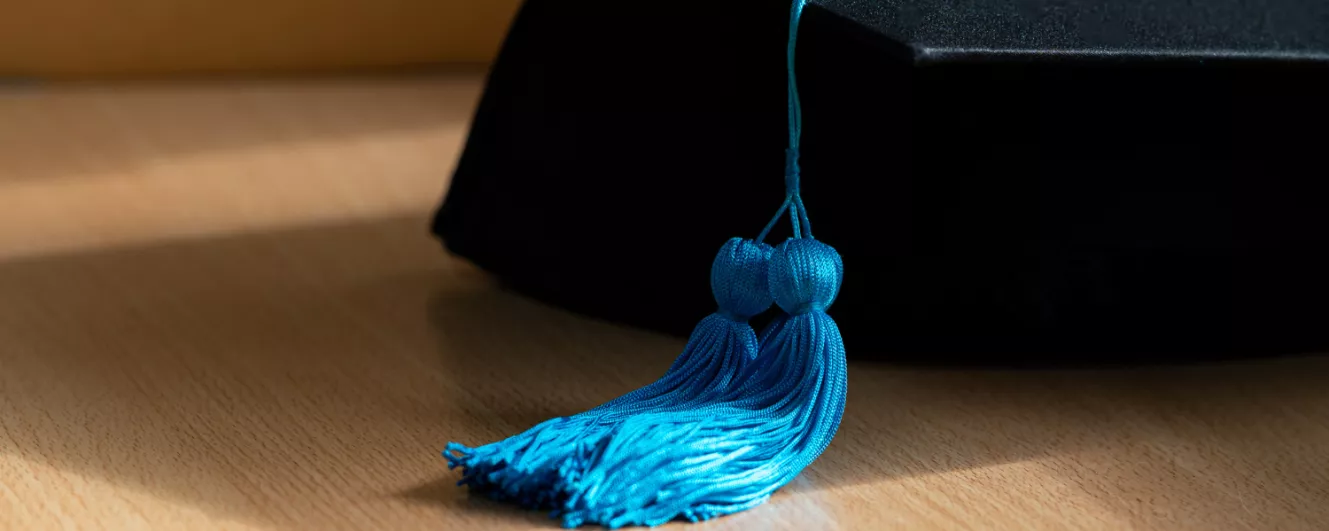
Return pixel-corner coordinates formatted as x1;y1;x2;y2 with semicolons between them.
434;0;1329;364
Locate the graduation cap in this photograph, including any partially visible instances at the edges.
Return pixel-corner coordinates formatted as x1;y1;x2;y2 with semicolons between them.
434;0;1329;364
441;0;1329;524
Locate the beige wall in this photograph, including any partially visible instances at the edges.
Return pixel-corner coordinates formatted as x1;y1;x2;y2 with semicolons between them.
0;0;522;78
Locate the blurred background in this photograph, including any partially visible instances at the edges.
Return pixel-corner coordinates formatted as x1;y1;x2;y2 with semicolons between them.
2;0;520;76
0;0;518;258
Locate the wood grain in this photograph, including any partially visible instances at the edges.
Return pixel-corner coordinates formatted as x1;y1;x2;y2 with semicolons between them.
1;74;1327;530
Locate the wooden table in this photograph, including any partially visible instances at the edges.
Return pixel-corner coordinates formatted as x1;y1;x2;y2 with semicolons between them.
1;74;1326;530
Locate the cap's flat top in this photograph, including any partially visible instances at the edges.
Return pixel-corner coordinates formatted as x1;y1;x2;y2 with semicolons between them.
816;0;1329;63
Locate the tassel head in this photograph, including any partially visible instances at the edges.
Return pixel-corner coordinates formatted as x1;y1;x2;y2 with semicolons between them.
710;238;775;320
769;238;843;314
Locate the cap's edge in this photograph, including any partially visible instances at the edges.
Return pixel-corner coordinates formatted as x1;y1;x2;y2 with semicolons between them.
914;46;1329;66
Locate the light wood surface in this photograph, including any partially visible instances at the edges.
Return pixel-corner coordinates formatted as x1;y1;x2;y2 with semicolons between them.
2;74;1327;531
1;0;521;77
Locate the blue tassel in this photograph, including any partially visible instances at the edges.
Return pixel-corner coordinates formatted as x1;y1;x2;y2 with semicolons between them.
445;1;850;526
551;238;847;528
445;238;775;509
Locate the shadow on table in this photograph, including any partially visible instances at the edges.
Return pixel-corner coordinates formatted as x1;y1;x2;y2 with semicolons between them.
398;477;555;527
0;214;549;528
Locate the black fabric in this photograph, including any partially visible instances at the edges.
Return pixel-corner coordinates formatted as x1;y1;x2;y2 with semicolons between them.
434;0;1329;365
